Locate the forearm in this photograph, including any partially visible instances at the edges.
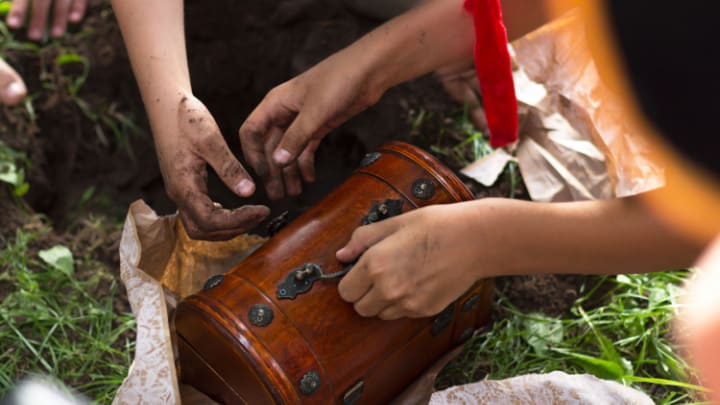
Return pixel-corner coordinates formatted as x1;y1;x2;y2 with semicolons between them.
465;193;703;277
353;0;553;96
111;0;189;138
353;0;474;95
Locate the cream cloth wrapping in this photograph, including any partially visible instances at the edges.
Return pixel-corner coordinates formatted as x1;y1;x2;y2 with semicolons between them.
113;201;265;404
113;10;663;405
429;371;653;405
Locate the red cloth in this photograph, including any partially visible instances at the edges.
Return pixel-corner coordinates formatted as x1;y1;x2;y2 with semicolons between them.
464;0;518;147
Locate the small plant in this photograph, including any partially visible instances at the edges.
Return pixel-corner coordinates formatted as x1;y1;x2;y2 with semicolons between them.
0;141;29;197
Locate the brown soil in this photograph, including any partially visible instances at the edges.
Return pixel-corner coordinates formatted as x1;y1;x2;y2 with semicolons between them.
497;275;587;317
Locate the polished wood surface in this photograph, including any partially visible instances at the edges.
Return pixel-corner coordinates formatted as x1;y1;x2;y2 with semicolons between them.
175;142;493;404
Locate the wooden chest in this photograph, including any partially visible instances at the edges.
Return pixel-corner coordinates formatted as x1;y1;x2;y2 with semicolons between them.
175;142;493;404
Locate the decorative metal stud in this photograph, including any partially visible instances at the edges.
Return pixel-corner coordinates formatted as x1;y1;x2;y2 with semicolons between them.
458;327;474;344
461;294;481;312
360;152;381;167
431;304;455;336
203;274;224;291
412;179;436;200
299;371;321;395
248;304;274;327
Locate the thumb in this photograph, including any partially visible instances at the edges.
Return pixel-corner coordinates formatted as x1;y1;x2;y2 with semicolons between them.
0;58;27;106
337;221;394;263
273;105;333;167
180;97;256;197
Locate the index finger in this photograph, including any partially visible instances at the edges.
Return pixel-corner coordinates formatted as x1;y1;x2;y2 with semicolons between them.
176;166;269;240
27;0;52;41
239;89;296;178
338;258;373;303
180;187;269;235
180;203;270;241
51;0;72;37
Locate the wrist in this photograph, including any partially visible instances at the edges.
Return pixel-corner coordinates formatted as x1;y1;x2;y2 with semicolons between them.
142;86;193;142
462;198;525;278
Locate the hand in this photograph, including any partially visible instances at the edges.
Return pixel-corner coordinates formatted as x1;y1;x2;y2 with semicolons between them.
6;0;88;40
158;94;270;240
435;61;488;131
0;57;27;105
239;50;383;200
336;203;485;320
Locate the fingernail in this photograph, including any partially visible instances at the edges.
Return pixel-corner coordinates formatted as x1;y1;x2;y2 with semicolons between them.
5;82;26;100
7;16;21;27
273;148;292;165
235;179;255;196
70;11;82;22
51;27;64;37
336;247;347;257
29;29;42;40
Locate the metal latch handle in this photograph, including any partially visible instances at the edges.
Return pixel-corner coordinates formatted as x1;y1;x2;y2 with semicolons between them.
276;199;404;300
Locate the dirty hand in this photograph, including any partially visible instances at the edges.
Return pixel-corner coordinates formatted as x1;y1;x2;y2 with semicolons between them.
0;57;27;105
336;203;485;320
6;0;87;40
239;50;382;200
158;95;270;240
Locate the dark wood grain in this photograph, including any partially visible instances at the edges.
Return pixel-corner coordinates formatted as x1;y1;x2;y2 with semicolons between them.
175;142;494;404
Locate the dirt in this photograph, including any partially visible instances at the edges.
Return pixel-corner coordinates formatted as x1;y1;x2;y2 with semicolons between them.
497;275;587;317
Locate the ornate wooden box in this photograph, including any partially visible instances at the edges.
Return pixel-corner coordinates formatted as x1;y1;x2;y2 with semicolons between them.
175;142;493;404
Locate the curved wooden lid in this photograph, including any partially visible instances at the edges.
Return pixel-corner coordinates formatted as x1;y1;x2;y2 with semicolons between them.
376;141;475;202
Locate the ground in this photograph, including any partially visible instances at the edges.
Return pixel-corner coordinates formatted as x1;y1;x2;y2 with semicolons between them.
0;0;701;403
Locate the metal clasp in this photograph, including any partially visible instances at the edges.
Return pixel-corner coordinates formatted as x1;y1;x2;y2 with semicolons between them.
277;262;354;300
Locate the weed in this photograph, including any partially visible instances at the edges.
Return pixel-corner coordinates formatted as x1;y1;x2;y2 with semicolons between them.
437;272;704;405
0;141;29;197
0;229;134;403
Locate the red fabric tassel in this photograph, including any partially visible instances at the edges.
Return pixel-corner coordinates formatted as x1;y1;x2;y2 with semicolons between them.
464;0;518;147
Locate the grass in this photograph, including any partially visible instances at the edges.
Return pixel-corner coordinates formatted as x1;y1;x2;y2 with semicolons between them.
437;272;705;404
0;228;135;403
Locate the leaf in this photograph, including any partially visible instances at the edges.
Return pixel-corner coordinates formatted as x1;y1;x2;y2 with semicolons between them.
0;161;21;186
622;375;709;392
38;245;75;276
13;182;29;197
578;306;633;376
555;350;626;380
55;53;87;66
522;313;563;355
